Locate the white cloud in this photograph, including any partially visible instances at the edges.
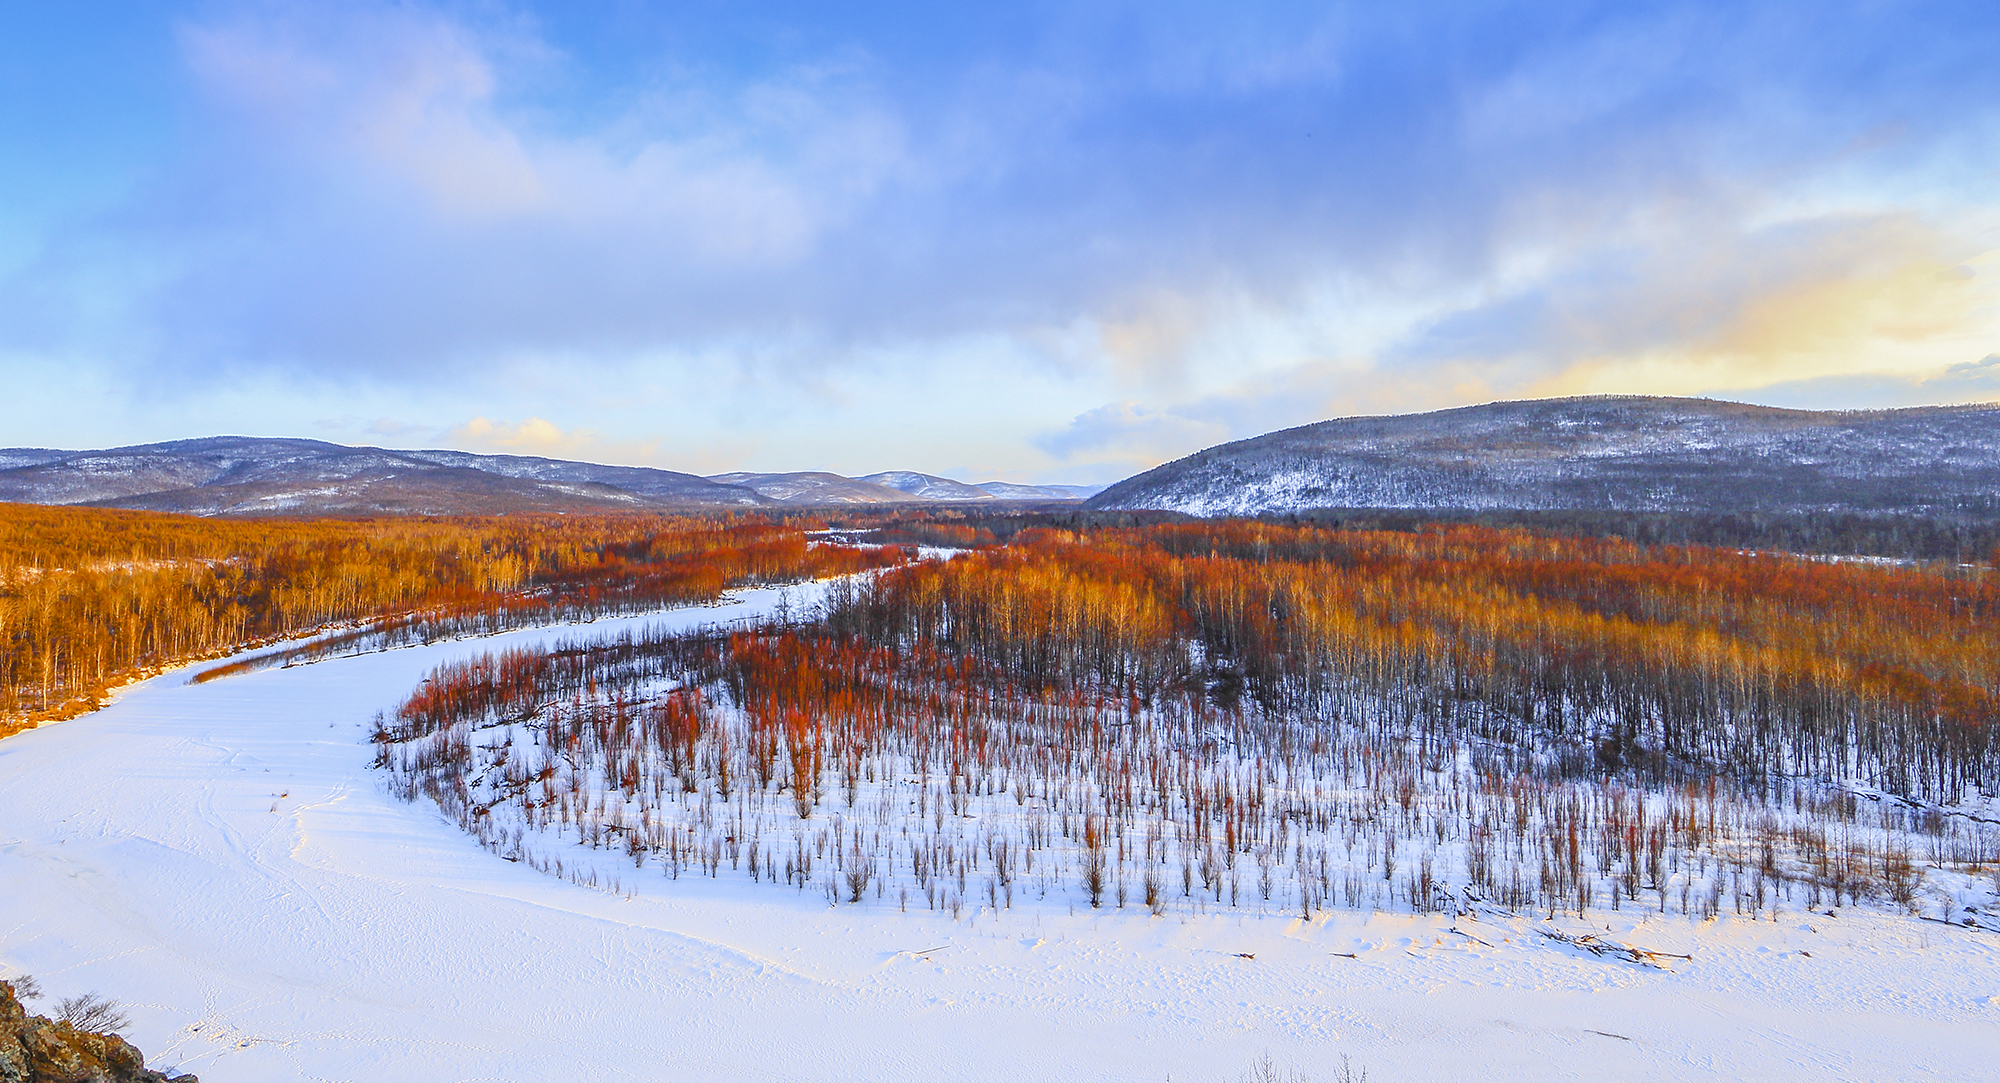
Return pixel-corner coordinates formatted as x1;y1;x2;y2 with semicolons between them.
1735;353;2000;411
5;1;1999;480
441;415;662;464
1036;401;1227;466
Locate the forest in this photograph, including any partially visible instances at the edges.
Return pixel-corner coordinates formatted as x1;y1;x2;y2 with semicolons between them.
0;503;901;735
847;506;2000;564
10;500;1997;925
375;520;2000;925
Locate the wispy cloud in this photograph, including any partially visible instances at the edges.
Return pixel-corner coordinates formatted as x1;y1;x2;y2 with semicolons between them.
0;1;1995;476
1385;214;2000;400
1735;353;2000;411
136;3;911;378
1036;401;1229;465
448;416;659;463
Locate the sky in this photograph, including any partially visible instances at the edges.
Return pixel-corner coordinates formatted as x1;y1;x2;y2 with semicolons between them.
2;1;1997;484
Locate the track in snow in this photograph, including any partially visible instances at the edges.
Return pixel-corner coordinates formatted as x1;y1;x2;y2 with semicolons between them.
1;585;1994;1082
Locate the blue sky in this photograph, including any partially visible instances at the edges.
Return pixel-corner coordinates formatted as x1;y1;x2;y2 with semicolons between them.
2;1;1996;482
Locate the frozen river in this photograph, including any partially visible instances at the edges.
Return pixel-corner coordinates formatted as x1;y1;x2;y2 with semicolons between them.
1;585;1992;1082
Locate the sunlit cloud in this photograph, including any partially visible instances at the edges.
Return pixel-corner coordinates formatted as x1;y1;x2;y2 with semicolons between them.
1732;353;2000;411
1515;226;2000;401
135;3;911;380
0;1;1995;478
1036;401;1228;466
448;416;658;464
180;12;548;217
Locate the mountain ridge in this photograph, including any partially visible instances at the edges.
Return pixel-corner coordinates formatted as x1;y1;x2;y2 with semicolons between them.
0;437;1096;516
1086;396;2000;518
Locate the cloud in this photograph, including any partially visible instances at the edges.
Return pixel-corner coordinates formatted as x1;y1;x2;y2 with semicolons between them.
179;12;547;217
448;416;657;464
1737;354;2000;411
81;1;1985;385
1092;291;1211;389
1036;348;1488;473
1937;353;2000;394
1035;401;1227;467
1032;217;2000;471
1370;212;2000;402
4;1;1999;472
361;417;443;440
120;3;913;379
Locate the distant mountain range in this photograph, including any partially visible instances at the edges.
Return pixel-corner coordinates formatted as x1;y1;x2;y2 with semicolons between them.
709;470;1093;505
0;437;1096;516
1087;396;2000;518
15;396;1997;520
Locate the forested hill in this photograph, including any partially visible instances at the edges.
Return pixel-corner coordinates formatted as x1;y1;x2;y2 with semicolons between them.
0;437;763;515
1087;397;2000;519
0;438;1095;516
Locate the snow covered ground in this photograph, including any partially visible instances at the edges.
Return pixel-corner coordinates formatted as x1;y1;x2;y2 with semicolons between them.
2;586;1996;1082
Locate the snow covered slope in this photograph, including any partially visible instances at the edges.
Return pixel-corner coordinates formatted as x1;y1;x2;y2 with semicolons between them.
858;470;997;501
709;470;1092;504
0;437;765;515
1;591;1995;1082
0;437;1098;515
709;471;928;504
1089;397;2000;517
858;472;1101;502
974;480;1104;501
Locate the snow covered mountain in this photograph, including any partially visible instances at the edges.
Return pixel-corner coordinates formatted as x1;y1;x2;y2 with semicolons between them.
855;471;1099;502
973;480;1103;501
710;470;1096;505
0;437;766;515
857;470;996;501
0;437;1100;515
1087;396;2000;517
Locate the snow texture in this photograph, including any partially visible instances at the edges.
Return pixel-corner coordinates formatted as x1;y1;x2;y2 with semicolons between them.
1088;396;2000;518
1;589;1996;1082
711;471;1094;504
0;439;1098;515
0;437;763;515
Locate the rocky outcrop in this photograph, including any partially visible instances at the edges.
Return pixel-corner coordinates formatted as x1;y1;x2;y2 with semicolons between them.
0;983;191;1083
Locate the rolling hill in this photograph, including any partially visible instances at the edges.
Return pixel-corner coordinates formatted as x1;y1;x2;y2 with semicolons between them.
1087;396;2000;518
712;469;1092;504
0;437;1096;516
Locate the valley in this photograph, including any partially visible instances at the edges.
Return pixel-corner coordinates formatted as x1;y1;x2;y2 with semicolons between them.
3;581;1994;1082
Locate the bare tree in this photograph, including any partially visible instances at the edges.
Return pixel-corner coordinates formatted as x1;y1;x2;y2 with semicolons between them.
56;992;131;1034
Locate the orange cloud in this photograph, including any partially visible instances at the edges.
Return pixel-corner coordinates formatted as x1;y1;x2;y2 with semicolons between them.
448;416;660;465
1528;221;1999;401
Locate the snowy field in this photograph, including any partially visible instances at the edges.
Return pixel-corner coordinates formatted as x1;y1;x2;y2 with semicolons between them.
2;586;1997;1082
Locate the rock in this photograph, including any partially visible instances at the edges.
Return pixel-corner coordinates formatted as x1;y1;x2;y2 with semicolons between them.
0;982;193;1083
